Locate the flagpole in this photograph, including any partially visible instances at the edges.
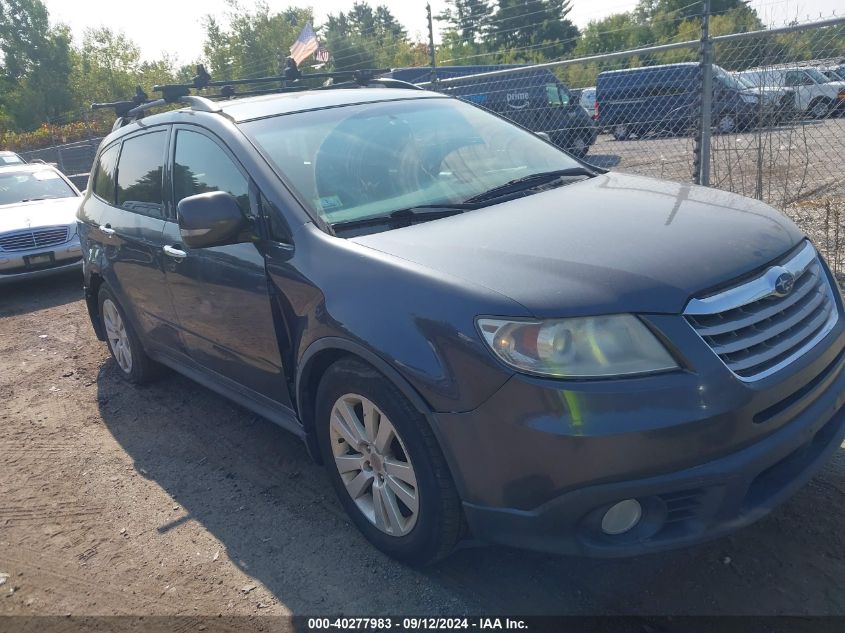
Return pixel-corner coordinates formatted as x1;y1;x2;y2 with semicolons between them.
426;3;437;89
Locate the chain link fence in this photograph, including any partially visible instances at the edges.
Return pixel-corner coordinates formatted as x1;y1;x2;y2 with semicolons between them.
19;137;103;190
416;15;845;271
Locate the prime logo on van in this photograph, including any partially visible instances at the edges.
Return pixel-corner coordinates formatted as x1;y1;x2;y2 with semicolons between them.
506;92;531;109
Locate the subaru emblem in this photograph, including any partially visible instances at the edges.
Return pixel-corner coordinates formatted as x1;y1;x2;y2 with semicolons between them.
773;271;795;298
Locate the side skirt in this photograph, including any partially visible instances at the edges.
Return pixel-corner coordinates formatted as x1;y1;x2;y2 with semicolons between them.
150;348;305;440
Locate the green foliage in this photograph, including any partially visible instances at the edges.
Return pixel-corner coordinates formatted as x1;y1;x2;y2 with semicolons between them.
202;1;313;79
323;2;409;70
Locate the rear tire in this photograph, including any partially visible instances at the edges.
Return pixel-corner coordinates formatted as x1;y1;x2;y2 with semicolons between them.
316;358;464;565
612;123;630;141
98;286;160;384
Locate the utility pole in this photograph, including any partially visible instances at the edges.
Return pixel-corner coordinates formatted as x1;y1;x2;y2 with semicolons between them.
697;0;713;186
427;3;437;88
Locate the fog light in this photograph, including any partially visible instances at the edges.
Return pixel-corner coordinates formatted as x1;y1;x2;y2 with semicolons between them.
601;499;642;535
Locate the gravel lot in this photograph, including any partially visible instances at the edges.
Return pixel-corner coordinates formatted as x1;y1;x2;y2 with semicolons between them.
1;269;845;619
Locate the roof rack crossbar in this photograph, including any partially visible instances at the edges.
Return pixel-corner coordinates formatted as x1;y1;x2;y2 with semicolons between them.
152;61;393;103
126;98;168;117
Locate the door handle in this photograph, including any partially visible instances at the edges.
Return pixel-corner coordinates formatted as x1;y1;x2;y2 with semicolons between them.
99;224;115;236
163;245;187;259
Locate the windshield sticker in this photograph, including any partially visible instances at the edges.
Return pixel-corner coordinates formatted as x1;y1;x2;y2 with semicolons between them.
316;195;343;211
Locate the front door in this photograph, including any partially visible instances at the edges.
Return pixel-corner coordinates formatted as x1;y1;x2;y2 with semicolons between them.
161;126;289;406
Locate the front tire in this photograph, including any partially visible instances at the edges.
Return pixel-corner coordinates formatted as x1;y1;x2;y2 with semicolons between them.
808;98;832;119
98;286;159;384
316;358;463;565
569;136;590;158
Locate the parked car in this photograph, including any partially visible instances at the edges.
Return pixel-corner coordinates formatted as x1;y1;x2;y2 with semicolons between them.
732;72;797;123
0;150;26;166
597;63;762;139
389;65;598;158
0;163;83;283
736;66;845;118
79;84;845;565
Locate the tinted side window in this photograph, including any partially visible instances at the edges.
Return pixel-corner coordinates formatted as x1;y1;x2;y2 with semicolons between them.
173;130;250;215
93;144;119;203
116;131;167;217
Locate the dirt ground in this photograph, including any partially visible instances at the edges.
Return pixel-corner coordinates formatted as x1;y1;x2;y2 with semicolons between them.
1;270;844;620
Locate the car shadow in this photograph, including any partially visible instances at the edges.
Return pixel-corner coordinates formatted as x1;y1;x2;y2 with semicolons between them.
95;358;845;616
0;269;84;317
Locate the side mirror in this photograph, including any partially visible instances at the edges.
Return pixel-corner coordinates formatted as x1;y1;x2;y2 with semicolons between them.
536;131;552;142
177;191;247;249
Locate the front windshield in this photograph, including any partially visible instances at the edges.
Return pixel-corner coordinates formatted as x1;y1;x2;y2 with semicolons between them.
804;68;831;84
735;75;755;89
0;169;76;206
241;97;581;226
714;67;746;92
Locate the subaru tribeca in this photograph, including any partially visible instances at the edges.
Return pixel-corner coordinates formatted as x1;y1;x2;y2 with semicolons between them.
77;87;845;564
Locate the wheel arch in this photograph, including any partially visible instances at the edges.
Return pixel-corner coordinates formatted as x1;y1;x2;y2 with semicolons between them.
85;271;107;341
295;337;437;466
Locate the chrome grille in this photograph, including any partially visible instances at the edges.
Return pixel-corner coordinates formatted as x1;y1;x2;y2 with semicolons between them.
685;242;838;381
0;226;69;252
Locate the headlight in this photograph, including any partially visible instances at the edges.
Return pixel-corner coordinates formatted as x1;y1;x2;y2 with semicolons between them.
741;93;759;104
476;315;678;378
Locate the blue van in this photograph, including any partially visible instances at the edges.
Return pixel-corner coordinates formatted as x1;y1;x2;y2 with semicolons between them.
596;62;761;140
389;65;598;157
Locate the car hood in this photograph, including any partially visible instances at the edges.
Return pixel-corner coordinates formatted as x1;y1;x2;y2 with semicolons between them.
0;197;81;234
352;172;804;317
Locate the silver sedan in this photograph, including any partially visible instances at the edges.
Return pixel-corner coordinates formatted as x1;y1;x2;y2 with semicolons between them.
0;164;84;284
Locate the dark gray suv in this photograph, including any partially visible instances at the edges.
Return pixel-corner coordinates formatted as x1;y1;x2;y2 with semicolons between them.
78;85;845;565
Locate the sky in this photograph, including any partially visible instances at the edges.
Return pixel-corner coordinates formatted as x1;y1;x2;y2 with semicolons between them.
42;0;843;64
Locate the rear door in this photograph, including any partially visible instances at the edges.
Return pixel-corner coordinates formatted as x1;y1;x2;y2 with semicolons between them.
84;128;183;353
161;125;288;405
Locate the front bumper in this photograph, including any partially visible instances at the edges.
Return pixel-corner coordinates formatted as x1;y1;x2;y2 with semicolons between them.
433;314;845;557
0;234;83;284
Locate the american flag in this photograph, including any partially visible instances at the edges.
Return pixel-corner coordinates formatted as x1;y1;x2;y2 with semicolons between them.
315;46;331;63
290;23;319;65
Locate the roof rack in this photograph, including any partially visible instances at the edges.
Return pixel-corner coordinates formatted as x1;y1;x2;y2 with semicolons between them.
92;59;421;130
151;59;400;103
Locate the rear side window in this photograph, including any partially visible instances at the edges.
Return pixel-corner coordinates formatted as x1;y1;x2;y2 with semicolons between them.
173;130;250;215
93;144;119;203
116;131;167;217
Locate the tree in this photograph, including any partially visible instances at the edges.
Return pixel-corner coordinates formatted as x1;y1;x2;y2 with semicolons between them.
322;2;409;70
437;0;494;44
0;0;76;128
201;1;313;80
489;0;579;61
71;27;144;105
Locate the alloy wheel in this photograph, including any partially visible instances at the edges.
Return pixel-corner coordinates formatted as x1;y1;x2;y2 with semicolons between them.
717;115;736;134
102;298;133;374
329;393;419;536
571;137;588;156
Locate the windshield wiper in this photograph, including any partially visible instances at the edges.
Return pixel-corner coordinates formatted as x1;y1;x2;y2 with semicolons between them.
331;204;478;233
463;167;596;204
20;197;47;202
